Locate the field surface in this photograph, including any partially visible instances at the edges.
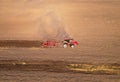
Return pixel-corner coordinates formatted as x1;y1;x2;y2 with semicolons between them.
0;46;120;82
0;0;120;82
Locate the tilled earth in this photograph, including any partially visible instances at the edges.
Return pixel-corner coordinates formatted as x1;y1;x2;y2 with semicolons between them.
0;47;120;82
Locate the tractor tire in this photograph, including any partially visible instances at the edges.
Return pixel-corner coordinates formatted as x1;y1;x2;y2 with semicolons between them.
70;44;75;48
63;44;68;48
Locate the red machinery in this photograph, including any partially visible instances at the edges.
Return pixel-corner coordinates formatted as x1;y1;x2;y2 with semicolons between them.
63;38;79;48
42;40;57;48
42;38;78;48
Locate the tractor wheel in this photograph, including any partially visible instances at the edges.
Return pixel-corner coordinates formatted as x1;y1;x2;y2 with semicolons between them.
63;44;68;48
70;44;75;48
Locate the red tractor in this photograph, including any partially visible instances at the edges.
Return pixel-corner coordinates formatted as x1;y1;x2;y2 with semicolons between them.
63;38;79;48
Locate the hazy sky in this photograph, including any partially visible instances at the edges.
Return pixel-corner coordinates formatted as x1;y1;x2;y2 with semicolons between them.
0;0;119;40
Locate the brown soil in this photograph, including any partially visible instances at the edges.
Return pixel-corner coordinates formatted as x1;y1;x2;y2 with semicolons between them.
0;40;43;47
0;60;120;75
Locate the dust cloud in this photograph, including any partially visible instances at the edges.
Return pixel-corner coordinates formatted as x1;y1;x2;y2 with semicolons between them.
38;11;70;41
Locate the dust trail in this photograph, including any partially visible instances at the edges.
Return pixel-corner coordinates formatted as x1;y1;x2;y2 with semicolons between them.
38;11;70;41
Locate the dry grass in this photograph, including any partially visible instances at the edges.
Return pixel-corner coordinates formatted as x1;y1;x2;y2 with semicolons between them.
67;63;120;75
